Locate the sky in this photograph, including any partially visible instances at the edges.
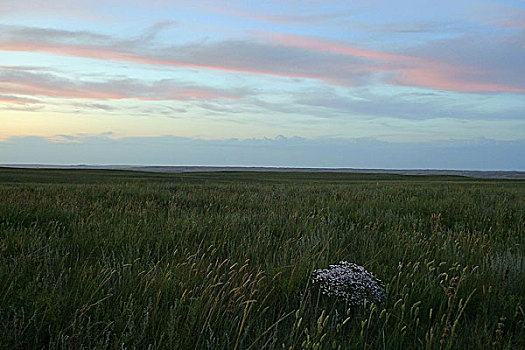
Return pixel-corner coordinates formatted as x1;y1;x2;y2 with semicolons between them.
0;0;524;169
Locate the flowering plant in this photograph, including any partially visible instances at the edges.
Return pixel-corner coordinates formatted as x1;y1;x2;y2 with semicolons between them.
312;261;385;305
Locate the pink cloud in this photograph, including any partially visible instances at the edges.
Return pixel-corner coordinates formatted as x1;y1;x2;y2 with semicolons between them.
0;72;242;102
0;41;336;83
397;67;525;93
498;19;525;28
261;33;524;93
261;33;409;62
0;80;129;100
1;28;523;93
0;95;34;104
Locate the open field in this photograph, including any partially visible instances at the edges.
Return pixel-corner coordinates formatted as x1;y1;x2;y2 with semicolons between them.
4;165;525;179
0;168;524;349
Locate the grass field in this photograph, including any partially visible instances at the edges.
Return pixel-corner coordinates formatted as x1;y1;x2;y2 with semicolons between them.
0;168;524;349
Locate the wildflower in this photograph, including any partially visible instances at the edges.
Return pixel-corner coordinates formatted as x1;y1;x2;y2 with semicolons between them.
312;261;385;305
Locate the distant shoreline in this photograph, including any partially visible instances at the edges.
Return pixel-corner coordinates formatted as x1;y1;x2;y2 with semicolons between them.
2;165;524;179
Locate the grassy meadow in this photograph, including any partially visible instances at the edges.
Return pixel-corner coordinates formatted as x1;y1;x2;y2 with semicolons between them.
0;168;524;349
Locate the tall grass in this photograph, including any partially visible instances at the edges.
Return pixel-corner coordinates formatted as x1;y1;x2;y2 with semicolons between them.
0;169;523;349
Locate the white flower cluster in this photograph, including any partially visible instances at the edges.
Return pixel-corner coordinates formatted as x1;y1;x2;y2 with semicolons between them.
312;261;385;305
